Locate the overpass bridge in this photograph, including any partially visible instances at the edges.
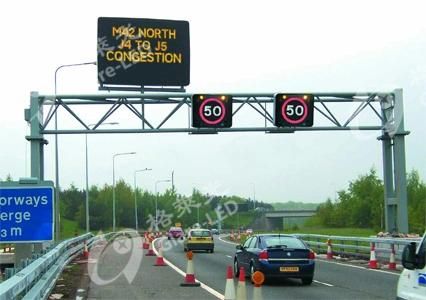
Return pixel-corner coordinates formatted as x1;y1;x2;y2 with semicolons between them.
252;209;317;231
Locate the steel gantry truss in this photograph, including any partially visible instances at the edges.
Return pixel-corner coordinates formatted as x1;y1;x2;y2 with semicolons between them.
25;89;409;233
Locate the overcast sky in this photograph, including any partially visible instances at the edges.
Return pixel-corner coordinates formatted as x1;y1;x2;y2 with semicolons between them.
0;0;425;203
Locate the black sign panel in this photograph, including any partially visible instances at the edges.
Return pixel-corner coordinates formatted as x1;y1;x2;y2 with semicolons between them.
97;17;190;87
192;95;233;128
274;94;314;127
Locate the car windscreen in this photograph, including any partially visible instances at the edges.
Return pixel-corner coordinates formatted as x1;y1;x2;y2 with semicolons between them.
190;230;211;237
261;236;305;249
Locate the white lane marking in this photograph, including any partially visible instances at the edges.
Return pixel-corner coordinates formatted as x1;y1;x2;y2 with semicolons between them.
218;235;238;245
153;238;224;300
317;259;400;276
226;255;233;259
313;280;334;287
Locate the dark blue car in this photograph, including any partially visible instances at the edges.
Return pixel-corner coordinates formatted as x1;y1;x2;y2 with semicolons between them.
234;234;315;285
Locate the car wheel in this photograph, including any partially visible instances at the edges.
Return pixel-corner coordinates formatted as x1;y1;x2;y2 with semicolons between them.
301;277;313;285
233;259;240;278
168;237;171;240
210;249;214;253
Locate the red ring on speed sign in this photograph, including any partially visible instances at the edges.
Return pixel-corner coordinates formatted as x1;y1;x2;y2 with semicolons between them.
199;98;226;125
281;97;308;125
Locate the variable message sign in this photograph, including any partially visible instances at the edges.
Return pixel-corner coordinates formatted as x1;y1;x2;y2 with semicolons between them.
192;94;233;128
274;94;314;127
0;183;54;243
97;17;190;87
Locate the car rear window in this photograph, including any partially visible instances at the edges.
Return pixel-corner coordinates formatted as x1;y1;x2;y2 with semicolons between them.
262;236;305;249
190;230;211;237
169;227;183;232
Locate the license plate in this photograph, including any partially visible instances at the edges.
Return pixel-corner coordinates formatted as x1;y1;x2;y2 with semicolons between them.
280;267;299;272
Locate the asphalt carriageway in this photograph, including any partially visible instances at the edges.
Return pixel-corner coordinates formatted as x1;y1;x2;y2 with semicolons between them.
155;235;400;300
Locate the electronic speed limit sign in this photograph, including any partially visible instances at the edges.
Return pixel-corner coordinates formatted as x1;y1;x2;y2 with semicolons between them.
274;94;314;127
192;95;232;128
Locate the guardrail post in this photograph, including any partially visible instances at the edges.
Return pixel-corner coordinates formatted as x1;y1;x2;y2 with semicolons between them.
355;240;359;256
316;237;321;254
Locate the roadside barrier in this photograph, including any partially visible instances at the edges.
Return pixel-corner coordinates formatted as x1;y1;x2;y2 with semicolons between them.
236;266;247;300
180;251;200;287
388;244;396;270
224;265;236;300
251;271;265;300
368;242;378;269
326;239;333;260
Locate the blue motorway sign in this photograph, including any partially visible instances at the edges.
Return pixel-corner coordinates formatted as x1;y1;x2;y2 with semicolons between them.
0;184;54;243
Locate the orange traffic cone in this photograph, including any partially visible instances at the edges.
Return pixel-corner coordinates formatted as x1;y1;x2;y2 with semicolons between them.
388;244;396;270
145;238;155;256
83;241;89;259
326;239;333;260
155;242;166;266
230;230;235;241
368;242;378;269
224;265;236;300
143;233;149;249
252;271;265;300
180;251;200;287
237;232;241;242
236;267;247;300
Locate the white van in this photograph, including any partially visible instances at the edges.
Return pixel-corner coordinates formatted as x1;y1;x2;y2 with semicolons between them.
397;231;426;300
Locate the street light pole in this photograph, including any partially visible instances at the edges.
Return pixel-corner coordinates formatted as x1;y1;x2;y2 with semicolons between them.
155;179;171;231
112;152;136;232
54;61;96;241
134;168;152;231
251;182;256;210
85;122;118;233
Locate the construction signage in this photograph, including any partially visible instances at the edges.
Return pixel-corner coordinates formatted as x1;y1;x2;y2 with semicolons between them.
97;17;190;87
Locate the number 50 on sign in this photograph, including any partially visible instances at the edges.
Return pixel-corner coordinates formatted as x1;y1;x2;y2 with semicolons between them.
274;94;314;127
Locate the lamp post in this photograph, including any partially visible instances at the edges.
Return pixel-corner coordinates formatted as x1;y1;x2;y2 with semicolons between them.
85;122;118;233
155;179;171;231
112;152;136;232
134;168;152;231
54;61;96;241
251;182;256;210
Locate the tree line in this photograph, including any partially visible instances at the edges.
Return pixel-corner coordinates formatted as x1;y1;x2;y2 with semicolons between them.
59;181;272;232
307;169;426;234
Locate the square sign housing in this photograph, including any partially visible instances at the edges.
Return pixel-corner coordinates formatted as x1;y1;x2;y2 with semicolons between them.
274;94;314;127
192;95;233;128
0;182;54;243
97;17;190;87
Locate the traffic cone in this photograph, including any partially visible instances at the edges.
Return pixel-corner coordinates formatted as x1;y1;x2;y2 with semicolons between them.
236;267;247;300
83;241;89;259
180;251;201;287
326;239;333;260
237;232;241;242
145;238;155;256
252;271;264;300
388;244;396;270
143;233;149;249
368;242;378;269
230;230;234;241
224;265;236;300
154;242;166;266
